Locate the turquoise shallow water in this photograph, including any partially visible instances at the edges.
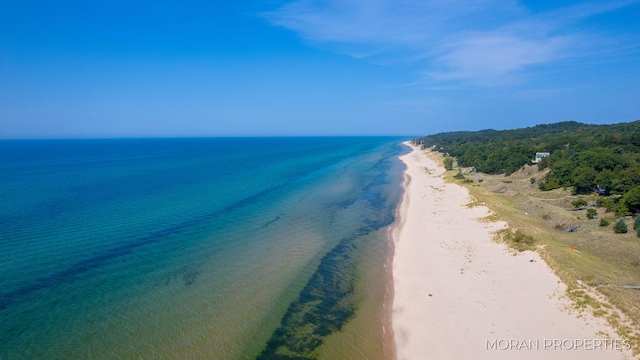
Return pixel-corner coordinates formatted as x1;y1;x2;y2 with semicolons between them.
0;137;407;359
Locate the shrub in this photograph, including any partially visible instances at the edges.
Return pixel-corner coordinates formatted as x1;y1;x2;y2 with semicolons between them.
620;186;640;215
498;229;536;252
586;208;597;219
530;177;536;184
616;204;630;217
537;157;549;171
538;177;560;191
601;198;615;212
513;231;535;245
572;198;588;208
634;215;640;230
599;218;610;227
443;157;454;170
453;172;465;179
614;219;628;234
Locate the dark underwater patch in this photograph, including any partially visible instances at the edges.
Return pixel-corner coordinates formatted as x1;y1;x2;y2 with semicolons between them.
256;154;400;359
261;216;281;229
256;232;360;360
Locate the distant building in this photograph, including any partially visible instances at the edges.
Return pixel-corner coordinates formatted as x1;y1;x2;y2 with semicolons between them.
532;152;550;163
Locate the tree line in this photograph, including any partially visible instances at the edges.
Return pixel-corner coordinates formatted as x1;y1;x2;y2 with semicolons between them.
413;120;640;216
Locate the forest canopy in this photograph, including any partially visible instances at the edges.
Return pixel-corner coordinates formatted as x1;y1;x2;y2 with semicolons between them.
413;120;640;216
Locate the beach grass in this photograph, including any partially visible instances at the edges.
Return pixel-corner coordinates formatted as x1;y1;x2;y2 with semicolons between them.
427;149;640;356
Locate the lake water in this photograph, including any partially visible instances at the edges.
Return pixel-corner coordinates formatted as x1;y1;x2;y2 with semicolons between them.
0;137;407;359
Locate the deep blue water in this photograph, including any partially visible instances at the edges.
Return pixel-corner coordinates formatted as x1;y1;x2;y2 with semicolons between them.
0;137;407;359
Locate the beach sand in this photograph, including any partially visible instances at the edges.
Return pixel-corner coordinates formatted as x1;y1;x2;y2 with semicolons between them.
391;143;634;360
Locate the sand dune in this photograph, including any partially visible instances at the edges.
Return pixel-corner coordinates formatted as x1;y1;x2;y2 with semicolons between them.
392;143;633;360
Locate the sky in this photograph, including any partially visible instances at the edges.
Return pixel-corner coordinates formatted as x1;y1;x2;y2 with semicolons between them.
1;0;639;138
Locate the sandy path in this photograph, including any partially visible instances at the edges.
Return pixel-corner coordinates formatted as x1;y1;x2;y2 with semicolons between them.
391;143;633;360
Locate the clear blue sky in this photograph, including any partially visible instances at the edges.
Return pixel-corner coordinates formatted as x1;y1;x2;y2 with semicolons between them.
1;0;639;138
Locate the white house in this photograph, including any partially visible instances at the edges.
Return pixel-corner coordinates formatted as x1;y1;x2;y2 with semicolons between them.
532;152;550;163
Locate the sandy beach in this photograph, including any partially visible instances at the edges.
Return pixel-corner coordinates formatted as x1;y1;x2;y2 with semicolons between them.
391;143;634;360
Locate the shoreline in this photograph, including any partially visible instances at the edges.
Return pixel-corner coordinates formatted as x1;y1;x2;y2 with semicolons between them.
390;142;633;359
381;224;396;360
381;141;413;360
381;154;409;360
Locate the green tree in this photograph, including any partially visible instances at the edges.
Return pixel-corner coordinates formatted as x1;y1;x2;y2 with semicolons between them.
617;168;640;193
630;129;640;146
599;218;610;227
614;219;628;234
634;215;640;230
413;121;640;216
618;186;640;216
571;166;597;194
594;169;615;195
586;208;597;219
549;158;574;188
